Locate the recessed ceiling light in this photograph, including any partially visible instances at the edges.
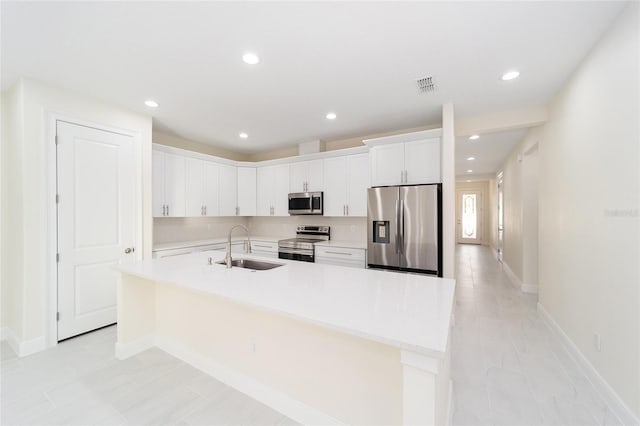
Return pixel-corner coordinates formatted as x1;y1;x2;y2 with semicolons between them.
467;157;475;161
469;134;479;140
242;53;260;65
239;132;248;139
467;169;473;173
144;100;158;108
501;70;520;81
326;112;337;120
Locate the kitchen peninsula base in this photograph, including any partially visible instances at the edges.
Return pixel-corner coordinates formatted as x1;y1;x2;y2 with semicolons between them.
116;254;454;425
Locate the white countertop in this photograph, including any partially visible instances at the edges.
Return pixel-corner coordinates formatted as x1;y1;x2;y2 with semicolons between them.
117;251;455;357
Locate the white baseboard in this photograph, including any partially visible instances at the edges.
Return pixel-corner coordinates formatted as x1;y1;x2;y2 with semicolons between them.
537;303;639;426
123;333;343;425
502;261;522;289
521;282;539;294
115;334;156;360
1;327;46;357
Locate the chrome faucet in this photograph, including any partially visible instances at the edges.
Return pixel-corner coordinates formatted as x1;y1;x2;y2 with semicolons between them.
226;224;251;268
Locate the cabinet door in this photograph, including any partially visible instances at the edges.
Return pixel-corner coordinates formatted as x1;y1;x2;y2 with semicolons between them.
237;167;256;216
370;144;403;186
272;164;290;216
218;164;237;216
289;162;307;193
306;159;324;191
164;153;186;217
323;157;347;217
347;154;369;216
185;158;204;217
152;149;165;217
256;166;273;216
202;161;219;216
404;138;440;184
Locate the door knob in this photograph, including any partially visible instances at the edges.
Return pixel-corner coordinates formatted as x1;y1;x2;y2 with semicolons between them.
124;247;134;254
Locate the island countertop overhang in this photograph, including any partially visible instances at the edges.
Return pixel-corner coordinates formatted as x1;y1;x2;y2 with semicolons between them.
116;251;456;357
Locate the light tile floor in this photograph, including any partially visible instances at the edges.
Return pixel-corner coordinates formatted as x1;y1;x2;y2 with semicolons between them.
452;244;621;426
0;244;622;425
1;326;298;425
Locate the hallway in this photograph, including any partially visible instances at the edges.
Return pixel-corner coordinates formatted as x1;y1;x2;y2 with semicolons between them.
451;244;618;425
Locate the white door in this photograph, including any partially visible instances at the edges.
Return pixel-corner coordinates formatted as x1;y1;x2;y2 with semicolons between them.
456;189;483;244
57;121;137;340
163;153;185;217
272;164;290;216
152;149;165;217
237;167;256;216
202;161;219;216
289;162;307;193
305;159;324;192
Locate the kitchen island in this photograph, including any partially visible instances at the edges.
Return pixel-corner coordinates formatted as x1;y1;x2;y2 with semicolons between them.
115;251;455;425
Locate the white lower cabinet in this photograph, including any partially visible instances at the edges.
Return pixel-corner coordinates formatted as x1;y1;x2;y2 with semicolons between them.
315;246;366;268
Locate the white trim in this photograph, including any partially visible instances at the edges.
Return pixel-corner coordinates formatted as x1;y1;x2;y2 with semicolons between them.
115;334;156;360
537;303;639;426
502;260;522;290
18;335;46;357
363;128;443;147
400;349;441;374
446;380;454;426
46;113;143;350
154;334;344;426
1;327;19;355
1;327;46;357
521;282;539;294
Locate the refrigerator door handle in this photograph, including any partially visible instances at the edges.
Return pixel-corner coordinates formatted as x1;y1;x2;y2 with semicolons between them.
395;199;401;254
398;199;404;254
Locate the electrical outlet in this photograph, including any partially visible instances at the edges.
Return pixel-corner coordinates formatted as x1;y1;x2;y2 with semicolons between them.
594;333;601;352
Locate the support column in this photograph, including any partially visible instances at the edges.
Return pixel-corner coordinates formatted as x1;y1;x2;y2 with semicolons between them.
441;103;456;279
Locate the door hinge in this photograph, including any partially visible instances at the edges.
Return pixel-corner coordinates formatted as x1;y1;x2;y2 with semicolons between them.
56;253;60;263
56;312;60;321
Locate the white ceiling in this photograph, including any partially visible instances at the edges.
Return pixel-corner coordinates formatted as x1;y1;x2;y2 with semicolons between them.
1;1;626;174
456;128;527;178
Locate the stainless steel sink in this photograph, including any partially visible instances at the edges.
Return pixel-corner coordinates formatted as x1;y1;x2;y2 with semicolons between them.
216;258;284;271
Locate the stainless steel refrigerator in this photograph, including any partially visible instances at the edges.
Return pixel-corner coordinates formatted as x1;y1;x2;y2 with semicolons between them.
367;184;442;276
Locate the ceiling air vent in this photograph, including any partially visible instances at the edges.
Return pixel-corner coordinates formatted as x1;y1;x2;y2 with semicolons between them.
416;76;436;94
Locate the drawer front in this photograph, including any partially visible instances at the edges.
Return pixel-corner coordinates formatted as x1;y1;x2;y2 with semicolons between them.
250;240;279;253
314;246;366;261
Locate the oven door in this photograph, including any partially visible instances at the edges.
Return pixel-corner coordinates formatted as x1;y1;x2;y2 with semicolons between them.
278;247;314;262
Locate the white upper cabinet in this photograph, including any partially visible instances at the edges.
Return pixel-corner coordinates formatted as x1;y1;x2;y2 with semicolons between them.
365;130;441;187
323;154;369;217
153;149;186;217
218;164;238;216
185;158;219;217
236;167;257;216
290;159;323;192
257;164;290;216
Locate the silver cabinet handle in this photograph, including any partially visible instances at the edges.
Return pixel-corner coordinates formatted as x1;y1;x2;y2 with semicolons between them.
124;247;134;254
162;205;166;216
167;205;169;216
346;205;349;216
236;206;239;216
204;205;207;215
400;170;404;183
404;170;408;183
325;251;352;256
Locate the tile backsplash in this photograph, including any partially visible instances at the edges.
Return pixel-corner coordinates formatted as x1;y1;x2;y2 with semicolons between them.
153;216;366;244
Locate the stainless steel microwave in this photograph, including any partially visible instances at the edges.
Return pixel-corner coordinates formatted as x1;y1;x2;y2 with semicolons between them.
288;192;323;215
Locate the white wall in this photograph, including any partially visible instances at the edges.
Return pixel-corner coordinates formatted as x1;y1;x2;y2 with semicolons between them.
1;78;152;346
498;126;542;289
538;2;639;419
